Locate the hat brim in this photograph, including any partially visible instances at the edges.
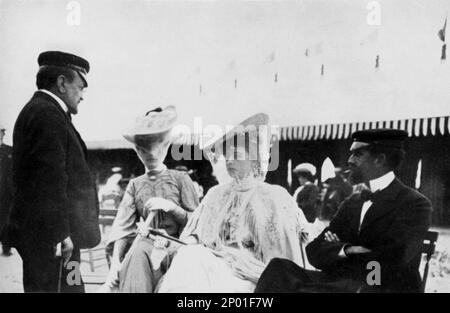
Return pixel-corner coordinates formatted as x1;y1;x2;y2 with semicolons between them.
293;168;314;174
76;71;88;87
350;141;371;151
123;129;173;145
202;113;269;153
123;106;177;145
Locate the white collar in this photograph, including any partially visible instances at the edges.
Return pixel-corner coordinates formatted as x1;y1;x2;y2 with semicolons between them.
38;89;69;114
369;171;395;192
145;164;167;176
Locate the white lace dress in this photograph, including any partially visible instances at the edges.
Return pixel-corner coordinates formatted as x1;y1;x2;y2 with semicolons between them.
157;177;308;293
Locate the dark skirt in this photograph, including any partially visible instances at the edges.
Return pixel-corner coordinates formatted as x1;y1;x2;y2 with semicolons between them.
255;258;364;293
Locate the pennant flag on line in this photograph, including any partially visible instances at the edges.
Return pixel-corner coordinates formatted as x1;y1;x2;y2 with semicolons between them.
305;42;323;57
266;51;276;63
438;17;447;60
228;60;236;70
360;29;379;46
438;17;447;42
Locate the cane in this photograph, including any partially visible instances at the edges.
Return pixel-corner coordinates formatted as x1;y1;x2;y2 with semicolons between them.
299;232;306;268
128;211;158;253
57;256;64;293
148;228;187;246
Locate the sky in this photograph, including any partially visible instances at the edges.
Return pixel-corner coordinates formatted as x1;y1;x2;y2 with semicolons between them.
1;0;450;145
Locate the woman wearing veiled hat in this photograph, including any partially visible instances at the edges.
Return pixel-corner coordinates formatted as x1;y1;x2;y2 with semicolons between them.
156;113;309;293
103;106;199;292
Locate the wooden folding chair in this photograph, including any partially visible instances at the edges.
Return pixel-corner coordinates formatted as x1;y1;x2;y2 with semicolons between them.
80;208;118;285
420;230;439;293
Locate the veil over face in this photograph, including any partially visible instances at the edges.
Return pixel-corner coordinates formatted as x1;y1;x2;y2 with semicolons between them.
205;115;273;185
133;132;172;169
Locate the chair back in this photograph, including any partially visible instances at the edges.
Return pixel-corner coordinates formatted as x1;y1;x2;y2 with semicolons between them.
421;230;439;292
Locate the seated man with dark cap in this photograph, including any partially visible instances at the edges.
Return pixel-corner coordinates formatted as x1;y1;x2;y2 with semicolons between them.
9;51;100;292
255;129;432;293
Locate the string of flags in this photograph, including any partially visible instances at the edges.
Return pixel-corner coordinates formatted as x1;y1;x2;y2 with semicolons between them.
193;21;449;95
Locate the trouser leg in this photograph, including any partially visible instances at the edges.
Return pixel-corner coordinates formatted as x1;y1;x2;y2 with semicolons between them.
17;241;84;293
255;258;317;293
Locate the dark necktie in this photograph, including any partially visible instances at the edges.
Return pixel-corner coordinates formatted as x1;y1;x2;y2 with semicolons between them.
360;189;379;202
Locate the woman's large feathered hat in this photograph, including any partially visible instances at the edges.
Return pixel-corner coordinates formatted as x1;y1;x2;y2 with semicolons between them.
123;106;178;144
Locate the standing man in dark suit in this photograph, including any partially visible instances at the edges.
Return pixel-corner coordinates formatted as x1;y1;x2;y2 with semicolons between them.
9;51;101;292
255;129;432;293
0;125;13;256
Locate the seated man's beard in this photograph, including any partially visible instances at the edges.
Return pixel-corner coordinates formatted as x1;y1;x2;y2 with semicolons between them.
348;168;364;185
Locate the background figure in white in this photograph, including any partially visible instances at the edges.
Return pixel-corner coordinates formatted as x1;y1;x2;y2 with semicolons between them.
98;172;123;209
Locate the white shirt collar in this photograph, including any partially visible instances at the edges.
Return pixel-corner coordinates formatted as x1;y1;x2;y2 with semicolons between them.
369;171;395;193
38;89;69;114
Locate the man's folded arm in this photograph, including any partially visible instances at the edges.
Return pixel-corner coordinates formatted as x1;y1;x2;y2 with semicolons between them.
306;200;351;269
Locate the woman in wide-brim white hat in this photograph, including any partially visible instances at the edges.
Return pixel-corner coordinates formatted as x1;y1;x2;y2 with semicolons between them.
103;106;200;293
157;112;309;293
292;163;320;223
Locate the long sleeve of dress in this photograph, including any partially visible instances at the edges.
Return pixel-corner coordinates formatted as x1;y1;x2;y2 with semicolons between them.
179;199;207;241
259;188;304;266
174;173;200;229
179;173;200;212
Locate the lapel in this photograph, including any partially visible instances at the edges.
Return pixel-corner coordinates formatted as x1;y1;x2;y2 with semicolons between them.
35;91;88;160
68;120;88;159
346;196;364;239
359;178;403;233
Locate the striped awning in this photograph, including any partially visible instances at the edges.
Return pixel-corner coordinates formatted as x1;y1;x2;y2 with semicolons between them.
277;116;450;141
87;116;450;149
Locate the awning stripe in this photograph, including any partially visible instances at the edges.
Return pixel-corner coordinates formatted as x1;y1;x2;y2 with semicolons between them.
414;119;420;137
423;118;428;136
275;116;449;142
439;117;445;135
430;118;435;136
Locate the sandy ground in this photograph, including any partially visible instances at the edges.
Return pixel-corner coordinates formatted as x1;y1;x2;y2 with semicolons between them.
1;224;449;293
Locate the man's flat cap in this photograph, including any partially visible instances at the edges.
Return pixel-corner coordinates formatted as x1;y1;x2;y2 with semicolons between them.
38;51;89;86
351;129;408;150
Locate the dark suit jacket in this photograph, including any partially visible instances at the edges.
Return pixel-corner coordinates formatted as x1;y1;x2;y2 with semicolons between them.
0;144;13;236
10;91;100;249
296;183;319;223
306;178;432;292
